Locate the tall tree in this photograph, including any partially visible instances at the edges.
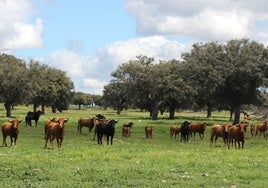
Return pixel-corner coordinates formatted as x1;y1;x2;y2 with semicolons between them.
220;39;268;124
181;42;226;117
0;54;30;117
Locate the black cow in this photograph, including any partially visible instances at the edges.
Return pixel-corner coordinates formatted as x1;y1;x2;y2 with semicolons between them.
96;119;118;145
25;110;42;127
181;121;191;142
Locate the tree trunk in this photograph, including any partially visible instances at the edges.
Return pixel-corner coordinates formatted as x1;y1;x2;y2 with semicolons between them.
233;105;241;125
151;99;158;120
78;104;81;110
229;109;234;121
41;103;45;115
207;104;212;118
52;106;56;113
4;102;12;117
169;107;175;119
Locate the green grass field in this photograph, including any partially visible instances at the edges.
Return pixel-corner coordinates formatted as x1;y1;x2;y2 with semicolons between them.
0;105;268;188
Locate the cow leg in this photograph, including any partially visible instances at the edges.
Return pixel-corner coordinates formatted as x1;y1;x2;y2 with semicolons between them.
106;135;109;145
111;135;114;145
56;138;60;148
13;136;17;146
45;136;49;148
2;135;7;147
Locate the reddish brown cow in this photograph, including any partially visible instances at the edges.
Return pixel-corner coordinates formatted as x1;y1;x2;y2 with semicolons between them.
122;122;134;137
1;119;22;147
169;125;181;139
122;127;131;137
255;121;268;140
77;117;96;134
145;126;154;139
44;118;58;139
250;124;257;138
210;123;230;147
45;118;68;149
189;122;208;140
228;124;246;149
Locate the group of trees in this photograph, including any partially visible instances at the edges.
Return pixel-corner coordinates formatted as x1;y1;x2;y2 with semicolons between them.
2;38;268;124
103;39;268;124
0;53;74;117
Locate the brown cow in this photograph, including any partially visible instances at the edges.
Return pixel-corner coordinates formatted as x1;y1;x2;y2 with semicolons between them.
77;117;96;134
1;119;22;147
169;125;181;139
228;124;246;149
250;124;257;138
122;127;131;137
189;122;208;140
44;118;57;140
210;123;230;147
45;118;68;149
122;122;134;137
255;121;268;139
145;126;154;139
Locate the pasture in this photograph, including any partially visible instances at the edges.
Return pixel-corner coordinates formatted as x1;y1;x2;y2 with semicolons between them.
0;105;268;188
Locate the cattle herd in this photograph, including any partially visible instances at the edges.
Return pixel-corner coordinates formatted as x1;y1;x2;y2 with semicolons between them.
1;111;268;149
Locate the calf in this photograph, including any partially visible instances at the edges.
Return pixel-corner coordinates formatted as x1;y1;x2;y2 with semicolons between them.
122;127;131;137
2;119;22;147
77;117;96;134
145;126;154;139
180;121;191;142
169;125;180;139
210;123;230;147
96;119;118;145
45;118;68;149
122;122;134;137
189;122;208;140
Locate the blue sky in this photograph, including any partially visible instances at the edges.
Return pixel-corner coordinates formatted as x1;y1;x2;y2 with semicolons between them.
1;0;268;94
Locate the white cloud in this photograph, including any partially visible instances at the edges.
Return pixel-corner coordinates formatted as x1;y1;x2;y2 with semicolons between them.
125;0;268;41
0;0;44;51
46;36;188;95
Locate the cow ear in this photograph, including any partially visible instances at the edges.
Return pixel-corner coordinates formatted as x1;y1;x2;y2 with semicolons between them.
65;118;68;122
19;119;22;123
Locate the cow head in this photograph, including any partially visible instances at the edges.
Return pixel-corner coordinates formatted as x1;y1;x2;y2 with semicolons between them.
10;119;22;129
58;118;68;128
222;123;230;133
108;119;119;127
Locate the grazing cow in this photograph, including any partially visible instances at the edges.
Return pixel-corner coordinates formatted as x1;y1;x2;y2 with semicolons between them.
250;124;257;138
180;121;191;142
1;119;22;147
210;123;230;147
169;125;181;139
145;126;154;139
122;122;134;137
255;121;268;139
77;117;96;134
96;119;118;145
45;118;68;149
25;110;42;126
228;124;246;149
189;122;208;140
